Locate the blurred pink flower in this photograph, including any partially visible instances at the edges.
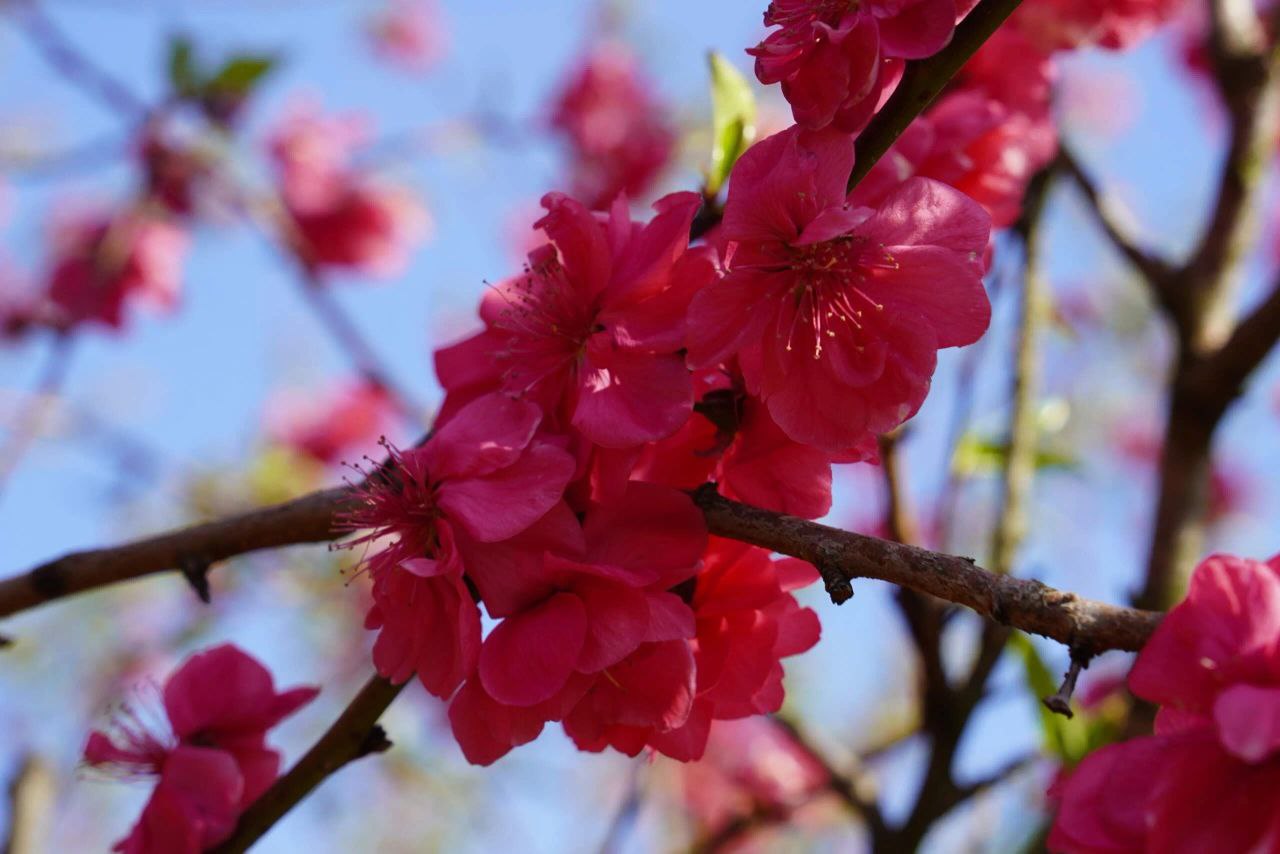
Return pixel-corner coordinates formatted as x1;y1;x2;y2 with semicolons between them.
265;379;397;465
368;0;447;71
84;644;318;854
549;43;676;209
269;102;430;277
44;208;187;332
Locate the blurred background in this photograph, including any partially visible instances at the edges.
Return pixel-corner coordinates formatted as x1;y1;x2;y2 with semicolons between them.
2;0;1279;850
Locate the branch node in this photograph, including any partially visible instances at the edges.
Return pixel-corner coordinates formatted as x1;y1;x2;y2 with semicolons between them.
179;555;213;604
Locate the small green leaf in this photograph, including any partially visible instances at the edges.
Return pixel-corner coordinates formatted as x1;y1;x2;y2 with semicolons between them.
706;52;756;196
167;35;200;97
207;54;278;97
950;433;1077;476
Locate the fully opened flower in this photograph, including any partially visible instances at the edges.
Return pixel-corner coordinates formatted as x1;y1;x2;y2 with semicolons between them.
436;191;707;448
688;127;991;453
749;0;960;132
340;393;578;698
1050;554;1280;853
83;644;318;854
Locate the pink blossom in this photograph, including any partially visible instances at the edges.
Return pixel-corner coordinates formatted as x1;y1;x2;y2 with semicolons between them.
634;368;868;519
680;717;830;834
368;0;447;72
1012;0;1186;52
688;127;991;453
852;27;1058;229
447;481;707;764
265;380;397;465
435;191;708;449
647;539;820;761
83;644;318;853
340;393;578;698
44;209;187;332
549;43;676;209
749;0;959;132
1050;553;1280;852
269;103;429;277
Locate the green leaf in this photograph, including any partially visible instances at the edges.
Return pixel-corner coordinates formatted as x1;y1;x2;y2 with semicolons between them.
167;35;200;97
950;433;1077;476
207;54;278;97
705;52;756;196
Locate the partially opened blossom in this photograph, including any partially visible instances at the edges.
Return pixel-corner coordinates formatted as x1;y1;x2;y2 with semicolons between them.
749;0;959;132
1050;554;1280;852
269;103;429;277
436;191;707;449
44;209;187;332
689;127;991;453
83;644;318;854
265;379;397;465
549;43;676;209
340;393;578;698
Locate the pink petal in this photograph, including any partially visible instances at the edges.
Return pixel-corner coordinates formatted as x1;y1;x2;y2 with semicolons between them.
1213;684;1280;762
575;580;652;673
572;345;693;448
606;191;701;305
480;593;588;706
583;481;708;588
536;193;612;298
425;392;542;480
859;176;992;254
877;0;958;59
437;443;575;542
866;244;990;348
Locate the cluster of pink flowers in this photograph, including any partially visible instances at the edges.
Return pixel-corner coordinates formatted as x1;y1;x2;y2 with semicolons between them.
339;90;992;761
83;645;317;853
1050;553;1280;852
268;103;429;277
548;44;676;210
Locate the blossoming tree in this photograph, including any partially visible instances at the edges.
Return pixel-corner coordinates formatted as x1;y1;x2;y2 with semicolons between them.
2;0;1280;850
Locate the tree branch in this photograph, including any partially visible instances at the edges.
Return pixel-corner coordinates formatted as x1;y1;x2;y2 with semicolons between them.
209;674;404;854
0;485;355;619
1059;147;1178;315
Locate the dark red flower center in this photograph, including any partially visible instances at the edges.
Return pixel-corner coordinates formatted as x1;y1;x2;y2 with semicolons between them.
780;236;898;359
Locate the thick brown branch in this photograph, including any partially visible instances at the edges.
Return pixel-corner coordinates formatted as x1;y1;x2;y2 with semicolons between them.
209;675;404;854
1;482;1161;653
0;486;355;618
694;488;1160;654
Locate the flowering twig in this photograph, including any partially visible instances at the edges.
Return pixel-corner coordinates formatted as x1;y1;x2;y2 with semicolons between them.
209;674;404;854
0;478;1162;651
846;0;1026;192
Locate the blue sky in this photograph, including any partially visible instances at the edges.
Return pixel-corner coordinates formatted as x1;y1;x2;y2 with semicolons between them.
4;2;1280;851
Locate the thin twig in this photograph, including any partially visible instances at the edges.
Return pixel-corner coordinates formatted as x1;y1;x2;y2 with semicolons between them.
1059;147;1177;314
0;333;74;503
209;674;404;854
9;2;149;118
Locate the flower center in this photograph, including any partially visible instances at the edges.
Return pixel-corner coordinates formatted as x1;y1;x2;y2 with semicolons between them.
780;236;896;359
492;247;598;395
336;443;442;577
